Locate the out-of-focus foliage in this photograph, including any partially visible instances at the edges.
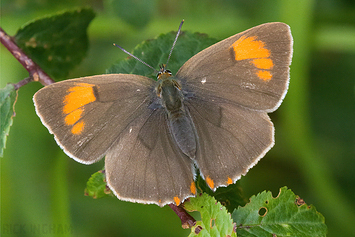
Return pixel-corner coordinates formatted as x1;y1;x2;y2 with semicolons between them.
1;0;354;236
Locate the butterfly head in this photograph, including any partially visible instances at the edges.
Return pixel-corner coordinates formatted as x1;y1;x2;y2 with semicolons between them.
157;64;172;81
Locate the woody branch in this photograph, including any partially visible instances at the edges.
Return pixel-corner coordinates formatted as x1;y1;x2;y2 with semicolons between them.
0;27;55;88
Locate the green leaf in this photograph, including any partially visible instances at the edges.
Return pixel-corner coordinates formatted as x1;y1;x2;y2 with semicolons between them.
109;0;156;29
84;170;112;199
184;193;237;237
14;8;95;79
0;84;17;157
195;173;248;213
108;31;218;78
232;187;327;237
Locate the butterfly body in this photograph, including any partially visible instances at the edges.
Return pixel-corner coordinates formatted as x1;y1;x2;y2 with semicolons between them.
157;69;197;158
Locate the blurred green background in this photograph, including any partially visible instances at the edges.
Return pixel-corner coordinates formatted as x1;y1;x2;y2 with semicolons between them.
1;0;354;236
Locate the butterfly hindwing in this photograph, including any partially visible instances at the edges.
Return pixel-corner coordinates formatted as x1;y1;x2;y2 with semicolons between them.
105;108;196;206
185;98;274;190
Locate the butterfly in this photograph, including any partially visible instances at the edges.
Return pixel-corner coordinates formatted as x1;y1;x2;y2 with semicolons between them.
33;22;293;206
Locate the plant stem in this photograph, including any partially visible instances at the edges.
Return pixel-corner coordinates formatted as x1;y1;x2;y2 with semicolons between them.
13;77;32;90
168;203;196;229
0;27;55;87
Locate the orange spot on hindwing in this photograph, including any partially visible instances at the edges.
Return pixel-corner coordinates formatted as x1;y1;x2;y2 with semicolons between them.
227;177;233;185
206;176;215;190
231;35;274;81
63;83;97;134
174;196;181;206
190;182;196;195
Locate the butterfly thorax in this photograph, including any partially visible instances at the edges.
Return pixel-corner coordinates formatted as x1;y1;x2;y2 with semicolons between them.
157;71;197;159
158;79;182;112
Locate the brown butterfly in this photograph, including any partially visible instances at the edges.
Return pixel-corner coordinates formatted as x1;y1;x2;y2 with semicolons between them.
34;22;293;206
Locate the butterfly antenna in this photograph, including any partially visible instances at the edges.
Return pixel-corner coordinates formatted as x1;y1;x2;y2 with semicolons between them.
165;20;184;67
113;43;158;73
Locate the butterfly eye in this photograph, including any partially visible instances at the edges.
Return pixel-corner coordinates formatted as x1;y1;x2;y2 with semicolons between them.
156;71;162;78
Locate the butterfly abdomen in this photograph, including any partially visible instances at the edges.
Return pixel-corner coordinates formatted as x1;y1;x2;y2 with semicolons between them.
168;111;197;159
158;77;197;159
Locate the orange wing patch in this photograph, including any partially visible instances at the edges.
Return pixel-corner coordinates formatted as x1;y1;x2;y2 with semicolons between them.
71;121;85;135
227;177;233;185
257;70;272;81
174;196;181;206
206;176;215;190
64;108;83;125
231;35;274;81
190;181;197;195
63;83;97;135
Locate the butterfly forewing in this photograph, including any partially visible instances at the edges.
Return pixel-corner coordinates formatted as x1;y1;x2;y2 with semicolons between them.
177;22;292;112
176;22;292;191
34;74;156;164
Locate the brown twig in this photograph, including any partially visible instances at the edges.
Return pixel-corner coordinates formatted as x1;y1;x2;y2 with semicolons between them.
13;77;33;90
0;26;55;88
168;203;196;229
